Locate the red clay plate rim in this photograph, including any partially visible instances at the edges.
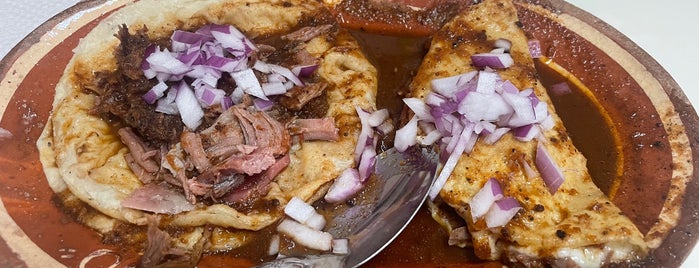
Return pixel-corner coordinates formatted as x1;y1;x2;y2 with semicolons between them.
0;0;697;266
541;0;699;265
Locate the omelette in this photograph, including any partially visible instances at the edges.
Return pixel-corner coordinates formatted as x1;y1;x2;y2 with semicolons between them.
407;0;649;266
37;0;377;257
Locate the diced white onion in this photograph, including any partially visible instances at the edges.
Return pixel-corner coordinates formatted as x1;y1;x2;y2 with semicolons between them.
277;219;333;251
332;239;350;255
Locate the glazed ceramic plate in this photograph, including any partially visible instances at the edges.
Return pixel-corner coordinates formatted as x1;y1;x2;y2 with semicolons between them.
1;0;697;267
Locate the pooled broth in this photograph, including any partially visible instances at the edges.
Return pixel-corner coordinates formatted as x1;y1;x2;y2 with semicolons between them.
349;31;618;265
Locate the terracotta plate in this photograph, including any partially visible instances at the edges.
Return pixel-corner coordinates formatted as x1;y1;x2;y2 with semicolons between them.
1;0;697;267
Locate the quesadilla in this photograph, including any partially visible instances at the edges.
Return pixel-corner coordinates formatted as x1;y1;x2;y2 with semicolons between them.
405;0;649;266
37;0;377;259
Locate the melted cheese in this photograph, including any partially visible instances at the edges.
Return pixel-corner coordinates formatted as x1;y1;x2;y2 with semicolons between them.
410;0;648;265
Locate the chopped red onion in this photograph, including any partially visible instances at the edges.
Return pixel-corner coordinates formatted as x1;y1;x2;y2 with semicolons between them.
266;73;286;84
498;80;519;94
425;92;447;107
145;49;192;79
276;219;333;251
535;143;565;194
221;96;234;111
404;98;435;122
357;138;377;182
458;91;512;122
194;85;225;107
177;50;204;66
156;87;179;115
462;128;479;154
231;68;267;100
284;197;325;230
533;101;549;123
437;99;459;116
230;87;245;104
367;109;389;127
141;23;322;130
332;239;350;255
269;64;304;87
471;53;514;69
141;44;158;79
550;81;572;96
171;30;213;52
469;178;504;220
490;48;506;54
195;24;223;36
375;120;395;136
354;107;374;163
428;123;475;200
210;25;249;55
284;81;295;90
430;110;452;135
268;235;280;256
475;71;498;94
142;81;169;104
430;71;477;98
292;64;319;78
484;197;521;228
419;120;436;133
528;39;542;59
252;60;273;73
205;55;243;72
189;66;221;87
401;51;557;201
513;124;540;142
494;38;512;51
175;82;205;130
253;98;275;111
325;168;363;203
482;127;510;145
419;129;442;146
261;82;288;96
474;121;496;135
501;91;536;127
306;214;327;231
443;121;464;154
520;159;537;179
394;115;419;152
540;115;555;130
454;80;478;103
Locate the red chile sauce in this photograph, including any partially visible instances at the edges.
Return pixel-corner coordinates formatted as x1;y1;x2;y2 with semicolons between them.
0;1;674;267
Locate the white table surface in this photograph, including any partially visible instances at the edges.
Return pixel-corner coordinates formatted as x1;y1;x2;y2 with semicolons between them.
0;0;697;266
